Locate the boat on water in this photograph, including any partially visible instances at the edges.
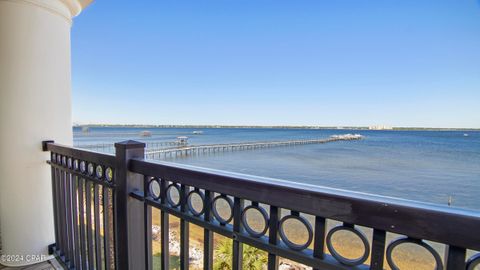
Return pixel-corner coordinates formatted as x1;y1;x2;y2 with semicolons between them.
193;130;203;135
140;130;152;137
464;133;469;137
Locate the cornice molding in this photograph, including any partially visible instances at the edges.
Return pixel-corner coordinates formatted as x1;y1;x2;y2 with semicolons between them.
0;0;93;23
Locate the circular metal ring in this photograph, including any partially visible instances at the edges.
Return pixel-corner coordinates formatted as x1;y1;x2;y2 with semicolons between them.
148;178;161;200
67;157;72;169
187;190;205;216
386;237;443;270
211;195;234;225
278;214;313;250
326;225;370;266
95;165;103;179
80;161;86;173
87;163;95;176
166;183;181;207
241;205;269;238
105;167;113;182
467;253;480;270
73;159;79;171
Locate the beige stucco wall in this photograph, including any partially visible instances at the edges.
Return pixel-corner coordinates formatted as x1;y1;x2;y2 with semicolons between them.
0;0;91;266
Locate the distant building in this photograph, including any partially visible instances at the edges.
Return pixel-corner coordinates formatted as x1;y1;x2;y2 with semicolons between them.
177;136;189;145
368;125;393;130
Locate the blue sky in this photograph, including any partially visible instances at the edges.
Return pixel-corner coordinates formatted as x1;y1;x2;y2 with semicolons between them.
71;0;480;128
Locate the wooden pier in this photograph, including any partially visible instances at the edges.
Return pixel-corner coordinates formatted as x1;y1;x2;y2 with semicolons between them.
145;134;363;159
74;141;186;154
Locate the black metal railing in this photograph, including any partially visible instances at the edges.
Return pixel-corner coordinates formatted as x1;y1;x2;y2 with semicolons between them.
43;140;480;270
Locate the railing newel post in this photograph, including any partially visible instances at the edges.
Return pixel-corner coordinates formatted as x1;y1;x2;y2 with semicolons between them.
114;140;146;270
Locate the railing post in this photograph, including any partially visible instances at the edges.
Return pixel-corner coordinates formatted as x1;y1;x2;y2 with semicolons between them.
114;140;146;270
444;245;466;270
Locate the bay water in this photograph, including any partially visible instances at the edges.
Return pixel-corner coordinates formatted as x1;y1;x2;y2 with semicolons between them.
74;127;480;210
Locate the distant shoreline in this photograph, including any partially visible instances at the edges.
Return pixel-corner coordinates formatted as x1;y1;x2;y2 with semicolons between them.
73;124;480;131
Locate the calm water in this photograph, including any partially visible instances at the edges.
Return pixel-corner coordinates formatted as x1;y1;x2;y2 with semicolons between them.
74;127;480;210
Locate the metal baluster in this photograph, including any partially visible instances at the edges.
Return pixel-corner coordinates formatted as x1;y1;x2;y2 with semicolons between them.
232;197;244;270
268;206;280;270
72;175;81;269
312;216;326;270
203;190;214;270
103;186;113;270
86;181;94;269
55;165;64;255
445;245;466;270
94;184;102;270
58;168;67;260
79;178;88;270
180;184;190;270
370;229;386;270
144;176;153;270
50;163;60;254
66;171;75;267
160;179;169;270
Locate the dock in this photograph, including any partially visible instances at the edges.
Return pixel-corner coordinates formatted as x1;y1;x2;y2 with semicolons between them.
145;134;363;159
74;141;186;154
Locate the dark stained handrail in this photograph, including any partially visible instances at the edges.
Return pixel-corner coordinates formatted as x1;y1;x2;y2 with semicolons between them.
46;142;116;168
130;158;480;251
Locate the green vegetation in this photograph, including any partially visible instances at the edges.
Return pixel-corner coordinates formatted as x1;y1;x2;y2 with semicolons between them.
213;238;267;270
152;253;180;270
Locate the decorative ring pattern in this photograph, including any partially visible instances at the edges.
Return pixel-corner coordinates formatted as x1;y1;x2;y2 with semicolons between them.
148;178;161;200
96;165;103;179
87;163;94;176
187;190;205;216
51;154;111;181
278;215;313;250
166;183;181;207
386;237;443;270
105;167;113;182
211;195;234;225
241;205;269;238
467;253;480;270
80;161;86;173
326;225;370;266
73;159;79;171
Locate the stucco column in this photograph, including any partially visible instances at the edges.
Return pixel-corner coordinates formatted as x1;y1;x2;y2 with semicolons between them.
0;0;91;266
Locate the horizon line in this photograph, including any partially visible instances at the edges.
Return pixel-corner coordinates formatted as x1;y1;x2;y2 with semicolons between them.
72;124;480;130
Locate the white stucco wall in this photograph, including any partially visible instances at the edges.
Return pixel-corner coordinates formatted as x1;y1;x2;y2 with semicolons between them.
0;0;91;266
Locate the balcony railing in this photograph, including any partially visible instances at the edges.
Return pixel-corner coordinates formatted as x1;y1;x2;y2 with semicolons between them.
42;140;480;270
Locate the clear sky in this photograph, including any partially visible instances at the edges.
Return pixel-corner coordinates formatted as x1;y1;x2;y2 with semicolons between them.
71;0;480;128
